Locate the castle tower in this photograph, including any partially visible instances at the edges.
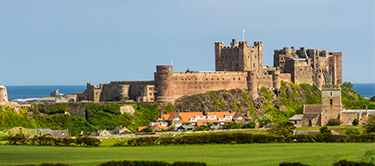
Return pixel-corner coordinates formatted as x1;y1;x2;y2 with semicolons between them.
215;39;263;72
273;70;281;89
155;65;174;103
254;41;263;73
215;42;224;71
315;73;324;90
0;85;8;102
320;85;342;126
247;71;258;99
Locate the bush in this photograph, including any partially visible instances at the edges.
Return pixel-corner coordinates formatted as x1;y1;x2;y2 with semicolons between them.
242;122;256;128
364;116;375;133
326;118;343;126
223;122;241;129
319;126;331;133
352;119;359;126
194;125;210;131
267;121;296;138
141;127;153;132
345;128;361;135
279;162;310;166
333;159;375;166
8;133;26;145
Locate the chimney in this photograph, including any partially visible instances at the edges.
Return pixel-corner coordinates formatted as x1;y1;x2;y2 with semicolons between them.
160;110;164;120
203;110;208;117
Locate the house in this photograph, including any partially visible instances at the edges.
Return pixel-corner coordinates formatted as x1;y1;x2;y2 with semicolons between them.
40;129;69;138
90;129;111;137
289;114;304;127
298;85;375;127
154;109;252;130
109;125;130;134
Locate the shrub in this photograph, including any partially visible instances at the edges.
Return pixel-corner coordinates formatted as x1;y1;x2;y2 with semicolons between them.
141;127;153;132
279;162;310;166
333;159;375;166
242;122;256;128
223;122;241;129
345;128;361;135
194;125;210;131
267;121;296;138
326;118;343;126
364;116;375;133
352;119;359;126
319;126;331;133
8;133;26;145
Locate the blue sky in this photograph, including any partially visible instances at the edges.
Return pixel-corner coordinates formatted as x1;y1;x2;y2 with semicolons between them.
0;0;374;85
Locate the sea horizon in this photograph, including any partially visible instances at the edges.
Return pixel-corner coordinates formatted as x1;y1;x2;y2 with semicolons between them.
3;83;375;100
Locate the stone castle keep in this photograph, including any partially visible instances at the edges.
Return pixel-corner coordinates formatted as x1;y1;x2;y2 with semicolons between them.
77;39;342;103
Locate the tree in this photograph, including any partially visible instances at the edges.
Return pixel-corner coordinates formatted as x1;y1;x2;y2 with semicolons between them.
342;82;353;90
364;116;375;133
326;118;343;126
352;119;359;126
319;126;331;133
370;96;375;102
267;121;296;137
345;128;361;135
257;114;273;127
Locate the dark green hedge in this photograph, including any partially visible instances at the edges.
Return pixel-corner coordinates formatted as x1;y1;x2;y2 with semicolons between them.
279;162;310;166
115;133;375;146
98;160;207;166
8;134;100;146
333;159;375;166
14;163;71;166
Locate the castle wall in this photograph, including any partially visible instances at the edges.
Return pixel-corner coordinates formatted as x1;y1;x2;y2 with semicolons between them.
172;71;248;97
320;85;342;126
280;73;291;83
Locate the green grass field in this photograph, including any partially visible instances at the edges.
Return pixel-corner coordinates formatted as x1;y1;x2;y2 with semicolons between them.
0;143;373;166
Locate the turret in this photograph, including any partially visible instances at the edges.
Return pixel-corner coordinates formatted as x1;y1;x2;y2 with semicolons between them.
155;65;174;103
273;70;281;89
315;73;324;90
247;71;258;99
254;41;263;73
215;42;224;71
0;85;8;102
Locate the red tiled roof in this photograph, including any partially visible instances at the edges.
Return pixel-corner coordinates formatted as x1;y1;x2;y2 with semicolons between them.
138;126;147;132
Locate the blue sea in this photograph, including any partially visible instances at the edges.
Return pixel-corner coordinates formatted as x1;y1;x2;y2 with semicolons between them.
3;84;375;100
5;85;86;100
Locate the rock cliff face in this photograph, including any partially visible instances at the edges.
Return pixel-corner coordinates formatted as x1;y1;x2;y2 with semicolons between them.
172;82;323;116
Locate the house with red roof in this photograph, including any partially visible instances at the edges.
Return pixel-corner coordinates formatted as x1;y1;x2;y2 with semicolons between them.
151;109;252;130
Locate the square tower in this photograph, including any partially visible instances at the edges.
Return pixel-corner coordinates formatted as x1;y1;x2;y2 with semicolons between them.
320;85;342;126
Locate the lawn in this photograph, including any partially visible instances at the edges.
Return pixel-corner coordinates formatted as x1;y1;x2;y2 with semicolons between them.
0;143;373;166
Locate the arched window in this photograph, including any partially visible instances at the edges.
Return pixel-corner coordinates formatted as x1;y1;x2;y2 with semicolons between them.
330;99;333;105
330;92;332;96
348;119;352;125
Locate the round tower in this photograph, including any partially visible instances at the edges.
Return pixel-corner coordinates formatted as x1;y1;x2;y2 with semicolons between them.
247;71;258;99
156;65;174;103
273;70;281;89
0;85;8;102
315;73;324;90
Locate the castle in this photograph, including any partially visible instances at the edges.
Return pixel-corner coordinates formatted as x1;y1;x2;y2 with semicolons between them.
290;85;374;127
75;39;342;103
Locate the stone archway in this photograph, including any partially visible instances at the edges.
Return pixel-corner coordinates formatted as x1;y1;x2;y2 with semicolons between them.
68;98;75;103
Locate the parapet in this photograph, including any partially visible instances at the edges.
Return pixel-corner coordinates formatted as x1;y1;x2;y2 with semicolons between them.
322;85;341;91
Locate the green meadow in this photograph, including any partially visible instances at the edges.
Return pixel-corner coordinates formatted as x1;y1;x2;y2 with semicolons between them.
0;143;373;166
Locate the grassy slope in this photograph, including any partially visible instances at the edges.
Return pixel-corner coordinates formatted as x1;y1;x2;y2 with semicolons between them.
0;143;373;166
